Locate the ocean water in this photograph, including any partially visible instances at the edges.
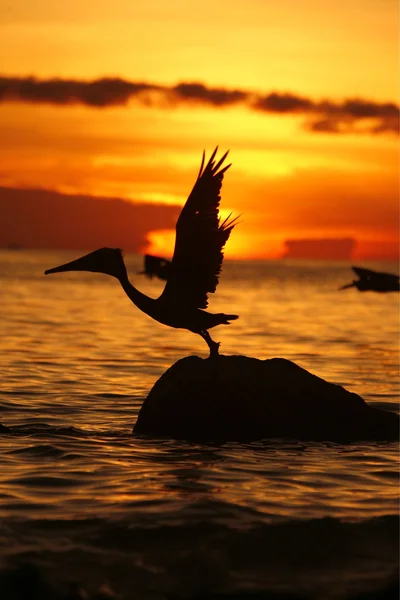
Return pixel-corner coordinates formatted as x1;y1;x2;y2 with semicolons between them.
0;249;398;600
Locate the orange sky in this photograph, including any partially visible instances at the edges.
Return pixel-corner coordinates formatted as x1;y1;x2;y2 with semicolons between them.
0;0;398;259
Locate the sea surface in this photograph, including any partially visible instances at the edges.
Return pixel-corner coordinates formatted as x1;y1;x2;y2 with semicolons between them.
0;250;399;600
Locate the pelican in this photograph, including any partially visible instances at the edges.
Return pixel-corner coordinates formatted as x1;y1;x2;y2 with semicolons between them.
44;148;239;357
339;266;400;293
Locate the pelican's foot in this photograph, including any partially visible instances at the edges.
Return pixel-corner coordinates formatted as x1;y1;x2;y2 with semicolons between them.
208;341;221;359
200;330;221;359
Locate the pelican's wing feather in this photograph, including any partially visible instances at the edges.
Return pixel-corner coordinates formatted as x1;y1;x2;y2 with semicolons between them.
159;148;236;309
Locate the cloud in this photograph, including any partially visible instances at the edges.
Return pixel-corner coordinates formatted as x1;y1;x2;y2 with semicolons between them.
0;75;398;135
171;82;249;106
305;98;399;135
0;76;156;107
283;238;356;260
0;186;180;252
253;94;398;134
253;92;314;113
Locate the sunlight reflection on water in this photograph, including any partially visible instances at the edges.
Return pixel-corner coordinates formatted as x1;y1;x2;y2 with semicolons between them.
0;250;399;525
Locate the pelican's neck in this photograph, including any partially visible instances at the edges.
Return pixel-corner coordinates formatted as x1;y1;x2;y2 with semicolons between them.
118;272;153;314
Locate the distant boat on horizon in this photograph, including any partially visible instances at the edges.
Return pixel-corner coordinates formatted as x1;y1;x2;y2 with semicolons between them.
4;242;24;250
339;266;400;292
138;254;171;281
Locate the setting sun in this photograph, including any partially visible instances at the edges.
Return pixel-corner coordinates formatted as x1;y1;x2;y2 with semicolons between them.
0;5;399;599
0;0;398;260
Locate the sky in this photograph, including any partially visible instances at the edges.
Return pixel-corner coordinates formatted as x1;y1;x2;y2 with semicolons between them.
0;0;398;259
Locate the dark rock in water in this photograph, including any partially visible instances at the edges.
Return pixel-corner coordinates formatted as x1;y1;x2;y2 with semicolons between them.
134;356;399;442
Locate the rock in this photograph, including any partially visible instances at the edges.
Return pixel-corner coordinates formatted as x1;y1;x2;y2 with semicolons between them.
134;355;399;442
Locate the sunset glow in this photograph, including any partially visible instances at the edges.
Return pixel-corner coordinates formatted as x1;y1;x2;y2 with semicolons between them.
0;0;398;259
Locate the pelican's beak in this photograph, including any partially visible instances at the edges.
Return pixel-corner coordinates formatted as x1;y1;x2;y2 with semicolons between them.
338;281;356;290
44;250;98;275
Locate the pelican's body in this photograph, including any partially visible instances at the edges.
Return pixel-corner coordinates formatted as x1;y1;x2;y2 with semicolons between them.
45;148;239;356
339;266;400;293
118;270;236;345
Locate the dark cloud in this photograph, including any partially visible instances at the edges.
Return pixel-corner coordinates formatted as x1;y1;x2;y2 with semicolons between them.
341;99;398;119
0;185;180;252
0;76;157;107
283;238;356;260
253;94;399;134
308;118;343;134
253;92;314;113
171;82;249;106
307;98;399;134
0;75;398;135
307;116;399;135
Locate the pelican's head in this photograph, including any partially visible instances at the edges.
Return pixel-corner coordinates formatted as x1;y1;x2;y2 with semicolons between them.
44;247;127;279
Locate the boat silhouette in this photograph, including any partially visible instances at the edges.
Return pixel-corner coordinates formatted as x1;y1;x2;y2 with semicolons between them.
138;254;171;281
339;266;400;292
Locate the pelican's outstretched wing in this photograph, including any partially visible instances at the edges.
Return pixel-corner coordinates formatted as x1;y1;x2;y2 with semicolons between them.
160;147;237;309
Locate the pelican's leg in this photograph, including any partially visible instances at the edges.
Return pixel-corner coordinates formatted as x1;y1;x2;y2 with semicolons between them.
200;330;220;358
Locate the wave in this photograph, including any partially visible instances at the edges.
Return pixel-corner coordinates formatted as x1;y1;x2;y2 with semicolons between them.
0;514;398;600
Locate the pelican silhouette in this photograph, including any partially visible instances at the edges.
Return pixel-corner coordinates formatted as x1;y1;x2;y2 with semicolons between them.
339;266;400;293
44;148;239;357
